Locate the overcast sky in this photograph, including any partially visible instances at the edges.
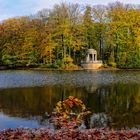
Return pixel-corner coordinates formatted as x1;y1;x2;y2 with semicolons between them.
0;0;139;21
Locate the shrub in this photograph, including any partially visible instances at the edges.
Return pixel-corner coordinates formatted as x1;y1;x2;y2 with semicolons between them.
51;96;91;129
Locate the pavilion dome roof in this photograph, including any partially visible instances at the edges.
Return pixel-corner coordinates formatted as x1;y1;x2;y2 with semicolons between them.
87;49;97;54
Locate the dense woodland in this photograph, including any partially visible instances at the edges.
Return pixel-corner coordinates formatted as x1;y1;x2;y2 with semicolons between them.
0;2;140;69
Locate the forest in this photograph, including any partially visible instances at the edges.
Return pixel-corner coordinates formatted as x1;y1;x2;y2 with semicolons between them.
0;2;140;69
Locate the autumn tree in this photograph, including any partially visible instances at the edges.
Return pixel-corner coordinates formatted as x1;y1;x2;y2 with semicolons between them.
0;2;139;69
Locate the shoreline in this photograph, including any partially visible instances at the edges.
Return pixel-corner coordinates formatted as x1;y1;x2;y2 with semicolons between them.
1;66;140;71
0;128;140;139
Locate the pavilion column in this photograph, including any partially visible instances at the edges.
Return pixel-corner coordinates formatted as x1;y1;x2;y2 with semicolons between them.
86;54;89;63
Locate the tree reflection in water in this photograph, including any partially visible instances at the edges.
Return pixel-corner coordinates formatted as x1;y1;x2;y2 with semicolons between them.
0;83;140;129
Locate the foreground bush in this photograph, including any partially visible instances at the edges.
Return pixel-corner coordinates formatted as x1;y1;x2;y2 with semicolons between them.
51;96;91;129
0;128;140;140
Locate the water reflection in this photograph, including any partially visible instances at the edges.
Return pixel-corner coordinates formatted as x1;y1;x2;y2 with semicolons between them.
90;113;110;128
0;83;140;129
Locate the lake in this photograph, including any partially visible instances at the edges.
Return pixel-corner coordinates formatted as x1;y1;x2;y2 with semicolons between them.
0;70;140;130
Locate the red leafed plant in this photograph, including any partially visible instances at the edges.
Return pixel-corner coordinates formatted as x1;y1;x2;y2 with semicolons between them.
51;96;91;129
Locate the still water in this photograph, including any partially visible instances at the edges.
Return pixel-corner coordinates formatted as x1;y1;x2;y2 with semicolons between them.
0;70;140;130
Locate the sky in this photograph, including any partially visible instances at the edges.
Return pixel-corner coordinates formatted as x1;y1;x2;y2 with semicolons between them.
0;0;140;21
